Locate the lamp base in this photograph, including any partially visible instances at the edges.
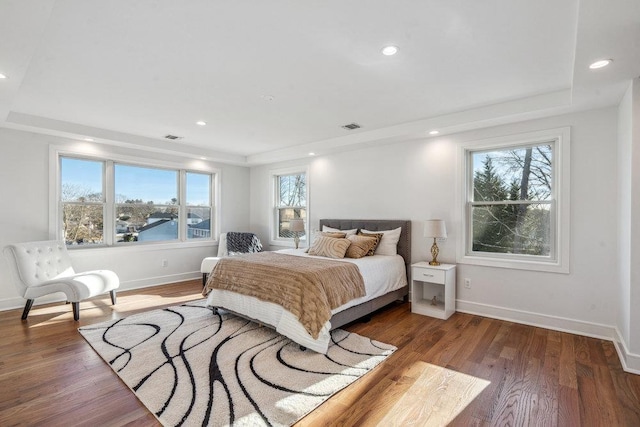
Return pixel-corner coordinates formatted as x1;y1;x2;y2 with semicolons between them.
429;239;440;266
294;234;300;249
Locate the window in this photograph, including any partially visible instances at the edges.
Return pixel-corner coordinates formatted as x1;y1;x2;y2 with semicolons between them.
61;157;105;244
272;168;308;245
57;154;216;247
186;172;212;240
458;128;570;273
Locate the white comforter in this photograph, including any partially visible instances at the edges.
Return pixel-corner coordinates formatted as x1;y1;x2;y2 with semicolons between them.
205;249;407;353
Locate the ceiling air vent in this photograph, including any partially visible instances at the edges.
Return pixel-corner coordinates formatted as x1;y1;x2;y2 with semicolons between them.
164;134;183;140
341;123;361;130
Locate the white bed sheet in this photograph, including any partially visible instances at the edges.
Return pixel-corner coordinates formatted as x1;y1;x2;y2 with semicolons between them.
205;249;407;353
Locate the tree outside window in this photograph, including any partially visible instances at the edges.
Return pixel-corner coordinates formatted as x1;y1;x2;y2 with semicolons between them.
275;172;307;241
469;143;554;258
61;158;105;245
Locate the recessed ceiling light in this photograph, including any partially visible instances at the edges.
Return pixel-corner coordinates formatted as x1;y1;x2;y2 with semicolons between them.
309;152;316;156
199;156;207;160
429;130;439;135
196;121;207;126
0;73;7;79
261;95;275;101
84;138;94;142
381;45;398;56
589;59;612;69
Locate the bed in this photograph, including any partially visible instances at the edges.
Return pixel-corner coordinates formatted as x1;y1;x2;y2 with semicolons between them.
204;219;411;353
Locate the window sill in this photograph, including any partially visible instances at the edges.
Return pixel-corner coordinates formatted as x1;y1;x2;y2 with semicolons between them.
66;239;219;254
457;254;569;274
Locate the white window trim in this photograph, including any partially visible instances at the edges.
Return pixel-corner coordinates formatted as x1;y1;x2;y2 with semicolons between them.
455;127;570;273
269;165;309;247
49;145;221;249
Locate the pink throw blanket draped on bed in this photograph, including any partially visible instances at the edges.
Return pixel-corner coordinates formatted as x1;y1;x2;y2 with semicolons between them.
203;252;365;339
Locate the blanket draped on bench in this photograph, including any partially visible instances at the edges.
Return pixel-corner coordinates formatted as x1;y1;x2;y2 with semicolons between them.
203;252;365;339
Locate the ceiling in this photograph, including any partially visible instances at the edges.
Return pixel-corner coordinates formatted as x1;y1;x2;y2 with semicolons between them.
1;0;638;165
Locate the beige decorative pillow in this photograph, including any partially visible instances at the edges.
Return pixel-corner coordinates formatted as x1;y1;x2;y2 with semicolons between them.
320;231;347;239
357;231;383;256
308;236;351;258
305;231;347;253
345;235;378;259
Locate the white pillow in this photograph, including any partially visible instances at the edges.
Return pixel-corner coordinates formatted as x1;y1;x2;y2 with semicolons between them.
360;227;401;255
322;225;358;236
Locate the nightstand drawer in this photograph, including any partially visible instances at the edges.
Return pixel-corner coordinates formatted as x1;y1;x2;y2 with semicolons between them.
412;267;445;284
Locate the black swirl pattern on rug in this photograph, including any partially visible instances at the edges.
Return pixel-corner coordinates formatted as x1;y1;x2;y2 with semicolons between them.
79;300;395;427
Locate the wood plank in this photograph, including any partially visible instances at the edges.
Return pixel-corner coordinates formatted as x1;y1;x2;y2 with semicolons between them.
602;340;640;425
377;361;490;426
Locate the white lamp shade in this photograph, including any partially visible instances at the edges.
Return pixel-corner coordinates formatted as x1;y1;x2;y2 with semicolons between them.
290;219;305;232
424;220;447;239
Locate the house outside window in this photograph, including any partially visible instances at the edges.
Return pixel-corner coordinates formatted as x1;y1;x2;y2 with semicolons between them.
186;172;212;240
115;164;179;243
56;153;216;247
271;167;308;246
457;128;570;273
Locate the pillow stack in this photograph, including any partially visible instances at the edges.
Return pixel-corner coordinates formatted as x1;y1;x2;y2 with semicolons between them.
306;225;402;259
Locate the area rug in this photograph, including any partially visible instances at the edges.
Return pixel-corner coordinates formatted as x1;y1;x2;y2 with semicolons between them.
79;300;395;427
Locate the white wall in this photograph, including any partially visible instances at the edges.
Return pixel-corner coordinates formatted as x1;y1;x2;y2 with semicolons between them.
250;107;621;339
0;128;250;310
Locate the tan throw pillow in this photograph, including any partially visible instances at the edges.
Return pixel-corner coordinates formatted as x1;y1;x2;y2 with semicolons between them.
308;236;351;258
357;231;383;256
345;235;378;259
320;231;347;239
305;231;347;253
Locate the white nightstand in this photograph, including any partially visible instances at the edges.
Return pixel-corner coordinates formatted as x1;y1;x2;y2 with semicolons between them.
411;262;456;320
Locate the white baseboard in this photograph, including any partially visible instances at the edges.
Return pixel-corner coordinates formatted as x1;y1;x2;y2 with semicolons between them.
456;299;615;340
456;299;640;376
613;328;640;375
0;271;201;312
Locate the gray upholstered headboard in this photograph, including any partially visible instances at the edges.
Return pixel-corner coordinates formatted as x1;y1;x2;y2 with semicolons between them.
319;219;412;276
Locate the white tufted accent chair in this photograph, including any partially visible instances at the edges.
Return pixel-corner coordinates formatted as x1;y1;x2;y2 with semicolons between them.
3;240;120;321
200;232;228;287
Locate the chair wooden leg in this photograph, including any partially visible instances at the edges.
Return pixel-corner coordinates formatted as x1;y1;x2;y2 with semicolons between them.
202;273;208;288
21;299;34;320
110;290;117;305
72;302;80;321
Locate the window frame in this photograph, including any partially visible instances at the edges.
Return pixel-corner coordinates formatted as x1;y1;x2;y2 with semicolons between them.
456;127;570;273
270;166;309;247
49;146;220;249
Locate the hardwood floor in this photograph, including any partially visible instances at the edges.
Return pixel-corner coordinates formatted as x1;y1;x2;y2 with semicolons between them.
1;280;639;426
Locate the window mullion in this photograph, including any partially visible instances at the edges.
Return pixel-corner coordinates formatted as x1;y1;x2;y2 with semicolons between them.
179;170;186;241
104;160;114;245
471;200;552;206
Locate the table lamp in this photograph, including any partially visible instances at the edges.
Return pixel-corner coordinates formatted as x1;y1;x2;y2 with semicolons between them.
424;219;447;266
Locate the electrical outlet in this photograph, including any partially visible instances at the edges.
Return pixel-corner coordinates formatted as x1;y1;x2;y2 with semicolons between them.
464;278;471;289
161;259;168;267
